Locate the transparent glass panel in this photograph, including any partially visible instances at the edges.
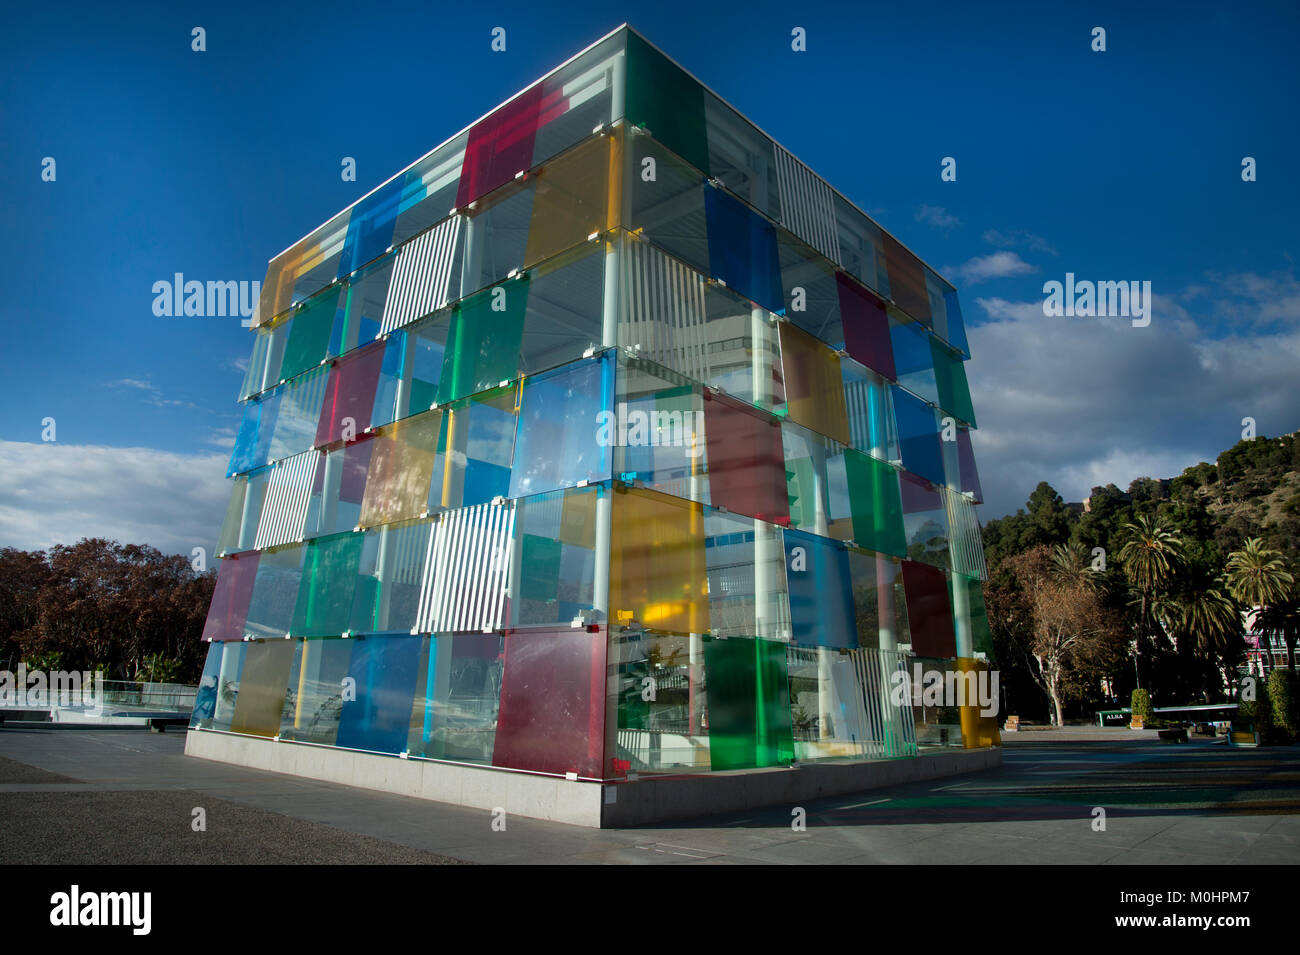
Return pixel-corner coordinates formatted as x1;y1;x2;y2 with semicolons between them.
900;471;950;569
510;354;611;498
702;90;780;221
508;485;598;628
842;358;900;463
268;365;329;463
195;641;247;732
778;233;841;346
338;254;397;351
257;213;351;327
243;543;305;640
614;357;708;503
455;182;533;298
955;427;983;504
520;240;605;374
627;135;710;271
280;637;353;744
847;548;911;651
393;131;468;246
429;386;518;512
833;193;889;298
349;520;435;635
615;628;709;770
704;509;790;640
304;436;375;538
407;632;503;763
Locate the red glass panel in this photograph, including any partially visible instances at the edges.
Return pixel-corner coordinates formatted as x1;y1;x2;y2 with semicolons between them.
456;84;566;208
901;559;955;657
315;341;385;447
703;392;790;525
492;627;606;778
202;553;260;642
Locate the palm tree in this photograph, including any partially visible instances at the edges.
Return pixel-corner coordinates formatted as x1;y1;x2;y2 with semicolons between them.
1175;585;1242;655
1226;539;1295;669
1254;595;1300;671
1118;514;1184;635
1051;541;1096;589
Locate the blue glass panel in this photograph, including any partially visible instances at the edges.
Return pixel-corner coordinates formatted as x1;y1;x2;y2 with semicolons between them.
784;528;857;649
944;288;969;356
335;634;423;754
337;177;404;279
890;315;938;406
703;186;783;314
893;387;945;486
227;391;282;476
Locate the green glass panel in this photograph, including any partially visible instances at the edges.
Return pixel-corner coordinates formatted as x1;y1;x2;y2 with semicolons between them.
625;30;709;175
844;448;907;558
931;338;976;427
703;636;794;771
520;534;562;602
281;286;342;382
435;279;529;405
292;531;365;637
952;572;995;658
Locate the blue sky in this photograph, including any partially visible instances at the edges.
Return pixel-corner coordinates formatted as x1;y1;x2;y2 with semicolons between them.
3;0;1298;555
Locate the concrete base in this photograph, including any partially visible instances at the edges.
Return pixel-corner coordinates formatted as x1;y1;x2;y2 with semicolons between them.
185;729;1001;828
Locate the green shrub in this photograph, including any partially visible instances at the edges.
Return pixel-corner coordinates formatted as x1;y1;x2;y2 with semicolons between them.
1131;689;1153;722
1268;669;1299;741
1241;680;1274;741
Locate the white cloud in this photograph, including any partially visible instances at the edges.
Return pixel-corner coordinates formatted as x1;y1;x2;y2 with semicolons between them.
947;251;1037;285
0;441;230;557
967;274;1300;520
915;205;960;230
982;228;1057;256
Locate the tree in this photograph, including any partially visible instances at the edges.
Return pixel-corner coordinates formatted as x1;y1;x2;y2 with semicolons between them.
1226;538;1296;668
1001;545;1125;726
1117;514;1185;689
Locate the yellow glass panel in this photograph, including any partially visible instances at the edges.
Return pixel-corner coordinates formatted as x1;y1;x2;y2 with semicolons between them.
360;410;443;527
610;486;708;635
229;640;295;737
779;322;850;445
523;130;621;267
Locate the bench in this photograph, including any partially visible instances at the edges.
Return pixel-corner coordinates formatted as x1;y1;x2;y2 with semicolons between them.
1003;715;1020;732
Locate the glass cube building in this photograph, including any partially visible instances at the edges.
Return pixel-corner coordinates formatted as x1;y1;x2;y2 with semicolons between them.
190;25;997;785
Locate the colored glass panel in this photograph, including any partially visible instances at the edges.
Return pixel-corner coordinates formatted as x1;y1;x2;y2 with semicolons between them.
436;278;529;405
779;322;850;445
843;448;906;558
336;634;423;754
839;272;896;380
360;411;442;527
202;553;260;642
457;84;548;209
523;132;619;267
228;391;281;476
281;286;343;382
785;528;856;649
883;233;931;327
624;29;709;174
702;636;794;771
492;627;606;777
956;427;983;503
703;186;783;315
230;640;294;737
610;486;708;635
337;177;403;279
315;341;385;446
510;485;598;628
931;338;976;427
703;392;789;525
901;560;955;657
291;532;365;637
893;387;945;486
